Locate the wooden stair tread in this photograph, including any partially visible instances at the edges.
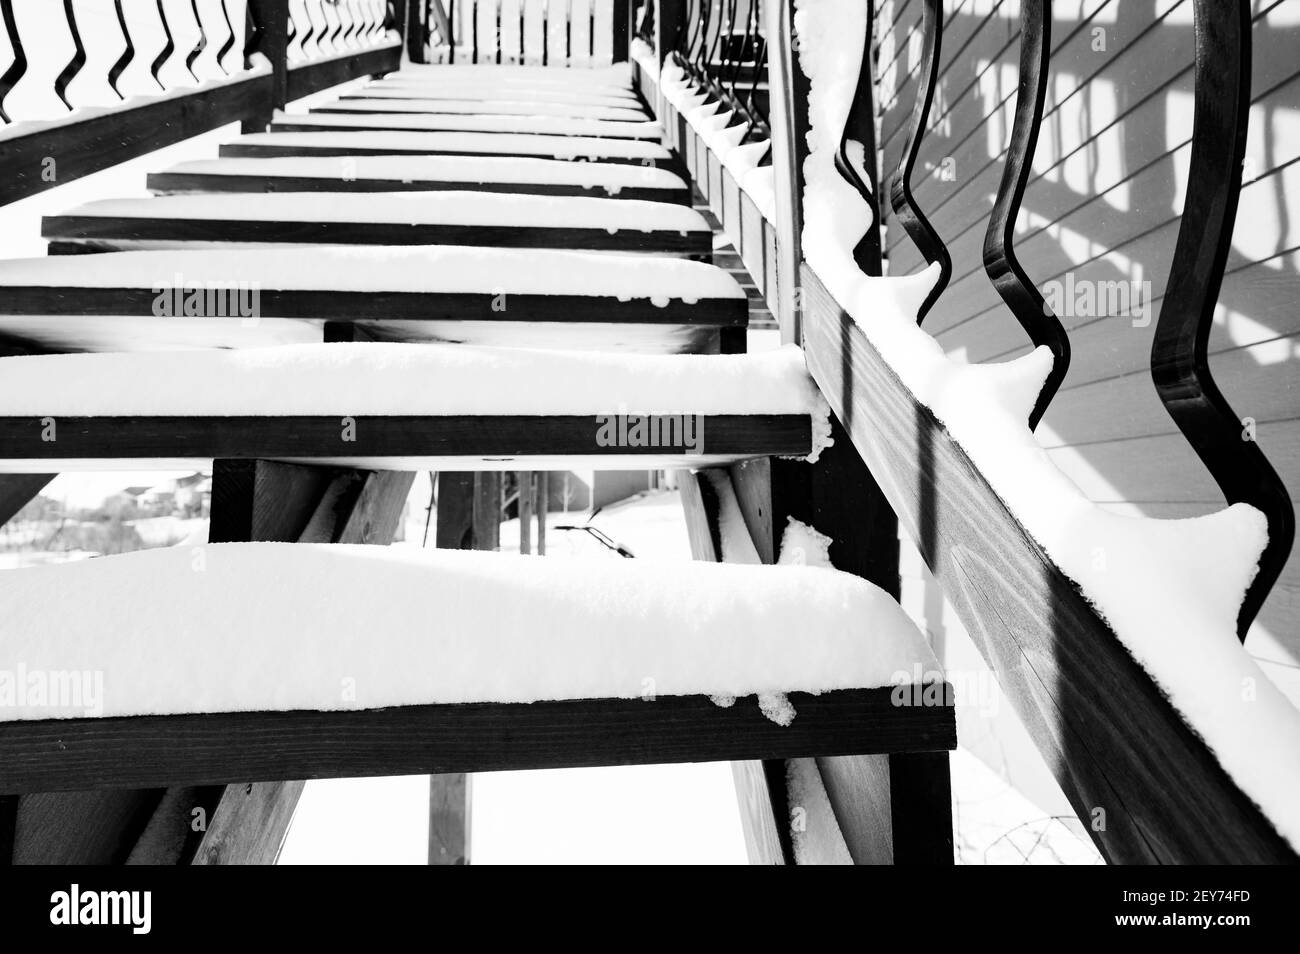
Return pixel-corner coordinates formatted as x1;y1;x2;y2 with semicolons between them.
219;130;675;165
270;109;663;139
0;343;824;467
0;544;952;791
358;81;642;108
147;156;690;203
42;192;711;255
314;97;648;121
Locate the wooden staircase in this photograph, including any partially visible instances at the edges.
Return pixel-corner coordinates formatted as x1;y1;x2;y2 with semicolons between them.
0;1;955;865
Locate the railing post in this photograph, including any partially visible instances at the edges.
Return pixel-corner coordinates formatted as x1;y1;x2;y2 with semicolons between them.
407;0;430;63
244;0;289;131
655;0;681;66
612;0;630;62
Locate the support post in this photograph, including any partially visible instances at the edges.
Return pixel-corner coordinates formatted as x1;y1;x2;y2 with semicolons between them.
244;0;289;132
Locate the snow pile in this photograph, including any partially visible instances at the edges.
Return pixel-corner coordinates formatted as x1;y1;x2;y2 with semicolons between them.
630;38;660;80
793;0;1300;848
55;193;710;235
274;110;663;139
158;156;687;194
388;63;634;88
322;97;645;121
657;61;778;222
0;543;938;722
778;518;834;568
0;342;829;443
235;130;672;162
0;244;734;298
366;78;641;107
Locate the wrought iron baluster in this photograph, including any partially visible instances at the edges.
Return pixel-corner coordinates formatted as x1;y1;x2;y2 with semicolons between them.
326;0;344;51
185;0;208;81
54;0;86;111
471;0;478;62
519;1;524;63
0;0;26;123
495;0;501;64
888;0;950;325
1150;0;1293;638
152;0;176;89
300;0;319;58
834;3;882;272
107;0;134;99
982;0;1065;428
565;0;571;65
215;0;236;73
540;0;546;65
245;0;264;66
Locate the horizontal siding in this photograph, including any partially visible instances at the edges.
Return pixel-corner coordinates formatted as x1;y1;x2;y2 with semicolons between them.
874;1;1300;674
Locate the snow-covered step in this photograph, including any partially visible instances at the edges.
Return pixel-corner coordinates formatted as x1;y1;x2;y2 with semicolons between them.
0;245;744;352
271;109;663;140
43;193;712;257
0;543;953;791
383;63;636;90
0;343;829;469
317;96;648;122
147;156;691;203
361;80;642;108
218;130;677;166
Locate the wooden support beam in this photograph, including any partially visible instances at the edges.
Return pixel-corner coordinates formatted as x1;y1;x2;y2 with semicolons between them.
0;474;54;528
430;471;501;865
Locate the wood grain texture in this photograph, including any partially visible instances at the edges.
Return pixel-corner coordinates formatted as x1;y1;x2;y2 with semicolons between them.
0;67;272;208
0;286;740;326
190;781;306;865
800;262;1297;863
146;168;689;203
43;215;709;256
428;772;469;865
0;688;956;795
0;415;810;463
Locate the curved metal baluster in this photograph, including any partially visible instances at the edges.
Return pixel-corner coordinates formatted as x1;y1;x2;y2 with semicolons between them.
286;1;303;60
185;0;207;81
340;0;358;48
701;0;732;101
540;0;546;65
982;0;1065;428
0;0;26;123
54;0;86;111
152;0;175;90
244;0;263;65
888;0;950;325
214;0;235;72
300;0;319;59
107;0;134;99
326;0;345;51
564;0;571;65
495;0;501;64
740;34;767;144
1151;0;1293;638
834;8;882;271
471;0;478;63
519;1;524;63
723;0;752;100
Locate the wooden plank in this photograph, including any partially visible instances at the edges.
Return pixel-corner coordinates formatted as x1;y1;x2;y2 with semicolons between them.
44;216;709;256
0;415;811;464
190;781;305;865
286;38;404;102
0;287;740;326
0;687;955;795
0;68;273;207
731;761;786;865
428;773;469;865
146;168;690;203
217;140;677;167
800;262;1298;863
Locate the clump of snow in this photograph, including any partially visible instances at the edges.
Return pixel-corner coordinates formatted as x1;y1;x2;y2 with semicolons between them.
0;543;939;721
709;694;737;708
793;0;1300;849
758;692;797;727
778;517;834;568
630;38;660;80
